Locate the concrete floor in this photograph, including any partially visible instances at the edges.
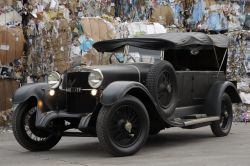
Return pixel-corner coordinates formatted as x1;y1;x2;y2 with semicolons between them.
0;123;250;166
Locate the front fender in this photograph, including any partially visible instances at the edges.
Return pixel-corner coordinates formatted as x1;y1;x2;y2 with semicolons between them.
100;81;150;106
12;83;49;104
204;81;241;116
100;81;183;127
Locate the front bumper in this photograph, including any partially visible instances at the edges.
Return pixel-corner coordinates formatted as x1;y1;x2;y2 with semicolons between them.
36;87;101;130
35;108;94;131
35;109;96;131
35;108;84;128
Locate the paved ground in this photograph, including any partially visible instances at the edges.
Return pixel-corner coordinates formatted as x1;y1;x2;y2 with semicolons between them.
0;123;250;166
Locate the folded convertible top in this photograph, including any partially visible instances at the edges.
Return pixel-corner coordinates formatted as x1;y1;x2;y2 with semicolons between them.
93;32;229;52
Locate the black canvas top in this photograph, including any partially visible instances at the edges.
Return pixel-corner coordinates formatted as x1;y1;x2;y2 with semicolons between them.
93;32;229;52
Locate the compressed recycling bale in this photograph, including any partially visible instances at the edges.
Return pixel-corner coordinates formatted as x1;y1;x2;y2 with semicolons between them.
150;5;174;26
0;26;25;65
54;60;70;73
0;79;18;111
81;17;116;41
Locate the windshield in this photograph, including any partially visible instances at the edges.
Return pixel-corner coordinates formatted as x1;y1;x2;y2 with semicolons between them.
108;46;161;64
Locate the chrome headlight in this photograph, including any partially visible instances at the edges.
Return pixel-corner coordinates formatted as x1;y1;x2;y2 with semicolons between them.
48;71;61;88
88;69;103;88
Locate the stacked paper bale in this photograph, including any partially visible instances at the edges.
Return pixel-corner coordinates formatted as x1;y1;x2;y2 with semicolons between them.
0;26;25;65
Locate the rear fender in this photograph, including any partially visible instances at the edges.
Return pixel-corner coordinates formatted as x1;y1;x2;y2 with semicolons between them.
204;81;241;116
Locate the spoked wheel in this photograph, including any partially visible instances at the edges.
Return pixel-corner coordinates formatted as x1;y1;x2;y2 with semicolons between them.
97;95;149;156
110;106;141;147
147;60;178;117
12;101;61;151
211;93;233;137
157;71;173;109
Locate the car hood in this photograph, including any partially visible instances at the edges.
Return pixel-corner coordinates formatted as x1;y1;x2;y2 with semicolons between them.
64;63;153;89
93;63;153;88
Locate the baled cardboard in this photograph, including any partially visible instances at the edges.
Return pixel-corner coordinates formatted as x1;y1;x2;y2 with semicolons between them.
0;26;25;65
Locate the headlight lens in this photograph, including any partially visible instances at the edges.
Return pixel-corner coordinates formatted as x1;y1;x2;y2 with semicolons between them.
48;71;61;88
49;89;56;96
88;69;103;88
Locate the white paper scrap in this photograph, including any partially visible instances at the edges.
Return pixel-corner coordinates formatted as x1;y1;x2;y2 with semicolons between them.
0;45;10;51
50;0;58;9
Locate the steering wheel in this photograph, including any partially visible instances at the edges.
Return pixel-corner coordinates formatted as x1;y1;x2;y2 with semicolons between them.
109;53;136;64
109;53;123;64
126;54;136;63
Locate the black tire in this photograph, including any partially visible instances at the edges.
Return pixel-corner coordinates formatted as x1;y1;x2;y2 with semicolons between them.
12;101;61;151
211;93;233;137
96;95;149;156
146;60;178;117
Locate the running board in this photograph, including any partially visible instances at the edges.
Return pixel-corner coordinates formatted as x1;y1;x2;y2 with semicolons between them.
184;116;220;126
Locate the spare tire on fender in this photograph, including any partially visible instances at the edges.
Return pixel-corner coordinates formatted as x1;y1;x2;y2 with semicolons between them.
146;60;178;118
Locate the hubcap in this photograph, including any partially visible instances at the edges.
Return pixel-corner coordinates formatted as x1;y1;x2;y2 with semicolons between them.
220;100;231;130
224;111;229;118
125;121;132;133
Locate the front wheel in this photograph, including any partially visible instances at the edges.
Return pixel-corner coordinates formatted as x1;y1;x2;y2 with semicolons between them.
96;95;150;156
12;101;61;151
211;93;233;137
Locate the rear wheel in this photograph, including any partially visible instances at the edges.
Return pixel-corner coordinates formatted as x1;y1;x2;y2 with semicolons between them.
96;95;149;156
211;93;233;137
12;101;61;151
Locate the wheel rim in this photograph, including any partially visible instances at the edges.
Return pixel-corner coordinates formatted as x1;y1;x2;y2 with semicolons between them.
23;107;52;142
220;100;231;131
157;71;173;109
109;105;141;148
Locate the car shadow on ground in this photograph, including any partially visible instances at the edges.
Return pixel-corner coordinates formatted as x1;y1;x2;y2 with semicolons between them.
22;129;215;158
146;130;214;148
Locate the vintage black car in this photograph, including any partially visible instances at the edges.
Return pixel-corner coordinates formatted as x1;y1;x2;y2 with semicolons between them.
12;32;241;156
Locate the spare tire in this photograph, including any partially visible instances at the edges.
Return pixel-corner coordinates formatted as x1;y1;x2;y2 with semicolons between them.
146;60;178;117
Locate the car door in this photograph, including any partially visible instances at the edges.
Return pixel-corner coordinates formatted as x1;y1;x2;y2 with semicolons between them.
176;71;193;107
192;72;210;105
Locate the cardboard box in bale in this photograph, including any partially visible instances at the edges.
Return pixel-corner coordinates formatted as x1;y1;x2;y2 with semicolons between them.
0;0;16;7
0;79;19;111
0;26;25;65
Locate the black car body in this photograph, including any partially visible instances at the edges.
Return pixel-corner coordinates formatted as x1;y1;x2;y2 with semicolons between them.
12;32;241;156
